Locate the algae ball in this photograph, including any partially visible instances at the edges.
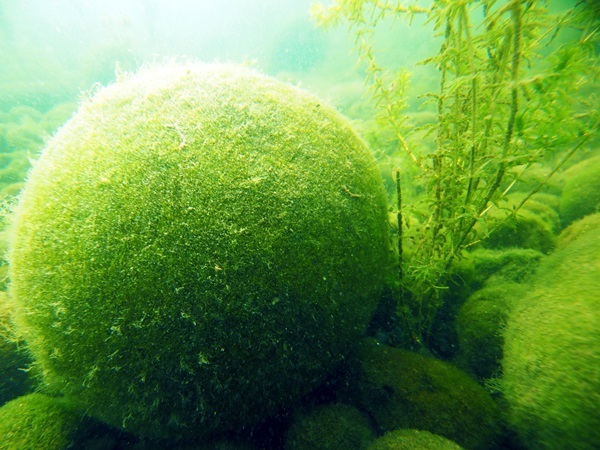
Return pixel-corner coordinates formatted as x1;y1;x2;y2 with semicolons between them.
502;214;600;449
0;393;86;449
7;63;390;439
352;339;501;450
367;429;465;450
285;403;376;450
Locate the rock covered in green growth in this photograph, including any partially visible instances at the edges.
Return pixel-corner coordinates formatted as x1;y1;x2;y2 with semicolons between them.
0;393;86;449
455;283;524;380
352;340;501;450
367;429;465;450
502;216;600;450
559;155;600;228
285;403;376;450
7;63;391;439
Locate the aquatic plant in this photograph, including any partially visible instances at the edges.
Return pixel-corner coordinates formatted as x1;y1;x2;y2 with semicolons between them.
313;0;600;346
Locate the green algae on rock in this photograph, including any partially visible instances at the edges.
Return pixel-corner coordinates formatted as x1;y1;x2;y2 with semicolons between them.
502;214;600;450
7;63;391;439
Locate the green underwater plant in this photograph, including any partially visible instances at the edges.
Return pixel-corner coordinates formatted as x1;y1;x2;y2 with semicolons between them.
313;0;600;346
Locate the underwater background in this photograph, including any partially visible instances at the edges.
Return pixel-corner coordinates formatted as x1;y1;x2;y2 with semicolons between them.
1;1;599;449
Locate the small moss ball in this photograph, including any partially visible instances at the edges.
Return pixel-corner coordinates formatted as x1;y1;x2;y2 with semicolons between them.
455;283;523;380
7;64;390;439
502;215;600;449
284;403;376;450
480;193;559;254
352;340;501;450
0;393;85;450
367;429;465;450
559;155;600;228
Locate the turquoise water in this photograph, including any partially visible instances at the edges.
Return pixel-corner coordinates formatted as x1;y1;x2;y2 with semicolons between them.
1;1;598;449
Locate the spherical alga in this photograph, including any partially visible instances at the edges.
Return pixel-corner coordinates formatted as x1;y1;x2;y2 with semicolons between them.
7;63;390;439
502;215;600;449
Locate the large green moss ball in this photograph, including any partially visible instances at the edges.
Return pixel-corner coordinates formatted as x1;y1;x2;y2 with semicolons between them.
502;214;600;449
7;64;390;439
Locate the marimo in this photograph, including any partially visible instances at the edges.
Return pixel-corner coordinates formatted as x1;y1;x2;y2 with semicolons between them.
7;63;390;439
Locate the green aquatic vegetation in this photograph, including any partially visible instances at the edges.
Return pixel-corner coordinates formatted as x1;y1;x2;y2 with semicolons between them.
313;0;600;346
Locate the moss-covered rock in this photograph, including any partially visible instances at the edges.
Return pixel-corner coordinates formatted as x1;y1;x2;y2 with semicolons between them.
455;283;523;380
502;216;600;449
367;429;465;450
351;339;501;450
558;155;600;228
7;63;391;439
0;393;86;449
285;403;376;450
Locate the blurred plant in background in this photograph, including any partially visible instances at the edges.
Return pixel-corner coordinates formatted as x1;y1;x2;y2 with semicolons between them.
313;0;600;348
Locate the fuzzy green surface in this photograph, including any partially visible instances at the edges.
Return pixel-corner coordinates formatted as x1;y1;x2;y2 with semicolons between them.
367;429;465;450
452;248;544;294
353;340;501;450
0;393;84;450
502;216;600;450
559;155;600;228
7;63;390;439
480;193;559;254
285;403;376;450
456;283;523;380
